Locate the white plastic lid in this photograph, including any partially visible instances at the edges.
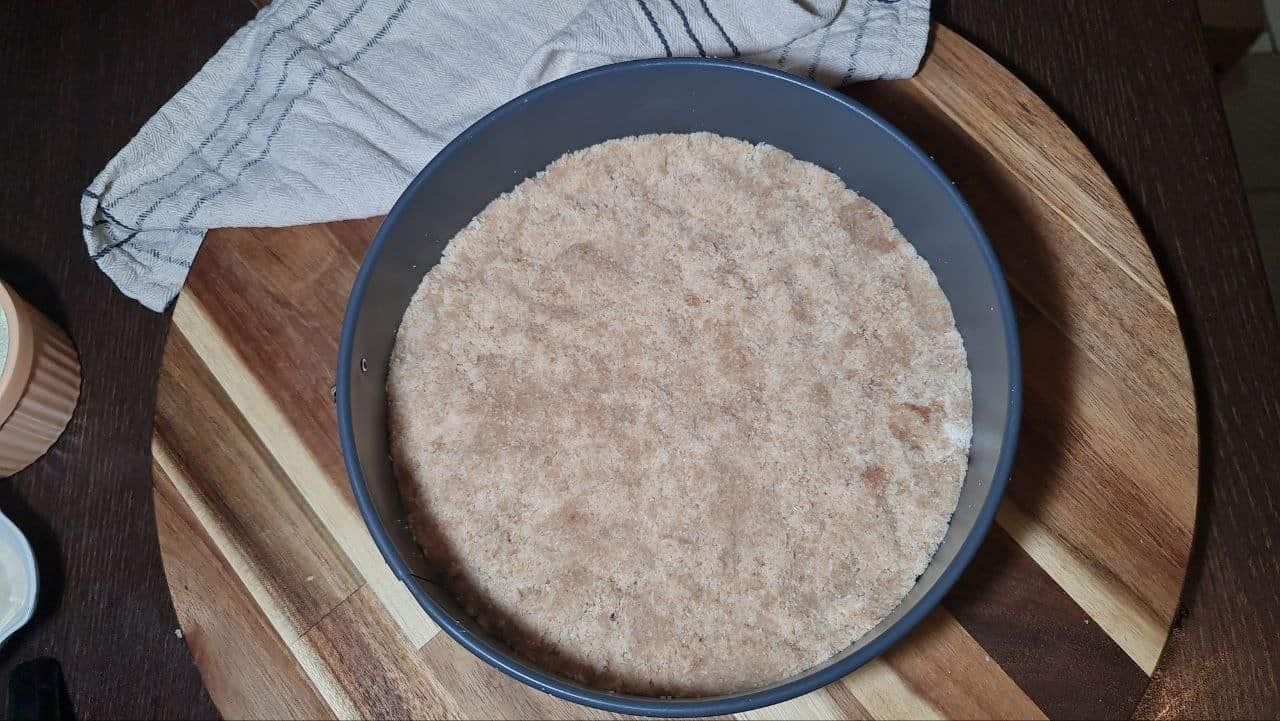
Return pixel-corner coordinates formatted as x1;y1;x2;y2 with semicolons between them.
0;510;37;646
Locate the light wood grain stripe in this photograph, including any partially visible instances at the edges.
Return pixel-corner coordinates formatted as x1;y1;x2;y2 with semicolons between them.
842;658;944;720
171;291;438;649
289;627;365;720
154;481;336;721
997;502;1166;673
156;445;364;720
153;439;311;642
154;328;362;636
736;689;848;721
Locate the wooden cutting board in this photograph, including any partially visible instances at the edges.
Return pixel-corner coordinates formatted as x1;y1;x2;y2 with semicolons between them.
150;25;1197;720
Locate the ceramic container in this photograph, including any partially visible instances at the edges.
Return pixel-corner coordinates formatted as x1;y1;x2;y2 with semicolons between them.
0;281;81;477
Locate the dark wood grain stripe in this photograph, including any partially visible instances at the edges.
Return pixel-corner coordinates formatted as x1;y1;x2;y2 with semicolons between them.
877;610;1045;719
944;525;1149;719
170;275;438;650
155;328;362;637
153;478;336;720
188;221;374;486
305;587;456;719
824;678;875;720
418;632;620;720
1009;298;1191;625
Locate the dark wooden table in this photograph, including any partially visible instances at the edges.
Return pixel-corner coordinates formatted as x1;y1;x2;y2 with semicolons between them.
1;1;1276;718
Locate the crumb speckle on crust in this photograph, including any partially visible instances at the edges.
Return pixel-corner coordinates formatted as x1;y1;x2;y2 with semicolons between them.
388;133;972;697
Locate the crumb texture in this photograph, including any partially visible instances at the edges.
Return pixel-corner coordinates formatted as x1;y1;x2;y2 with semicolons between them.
388;133;971;696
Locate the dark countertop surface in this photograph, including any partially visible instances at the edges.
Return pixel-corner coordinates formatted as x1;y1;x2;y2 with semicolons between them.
1;1;1277;717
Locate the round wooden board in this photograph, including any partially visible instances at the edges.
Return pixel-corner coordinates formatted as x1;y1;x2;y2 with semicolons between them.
151;25;1197;720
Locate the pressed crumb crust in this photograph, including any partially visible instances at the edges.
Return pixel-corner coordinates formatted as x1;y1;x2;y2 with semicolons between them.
388;133;972;696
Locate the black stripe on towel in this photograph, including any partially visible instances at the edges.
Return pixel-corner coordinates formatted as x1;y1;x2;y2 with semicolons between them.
665;0;706;57
696;0;739;57
635;0;673;57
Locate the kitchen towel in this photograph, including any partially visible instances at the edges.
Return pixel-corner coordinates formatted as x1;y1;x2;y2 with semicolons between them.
82;0;930;311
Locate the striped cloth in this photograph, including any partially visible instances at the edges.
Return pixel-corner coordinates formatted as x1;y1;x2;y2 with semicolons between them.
82;0;930;311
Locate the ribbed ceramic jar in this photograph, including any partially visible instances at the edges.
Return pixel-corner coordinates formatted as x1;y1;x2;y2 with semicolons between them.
0;281;81;476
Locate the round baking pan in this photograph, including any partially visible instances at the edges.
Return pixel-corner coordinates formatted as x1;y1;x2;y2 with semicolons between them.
337;58;1021;718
